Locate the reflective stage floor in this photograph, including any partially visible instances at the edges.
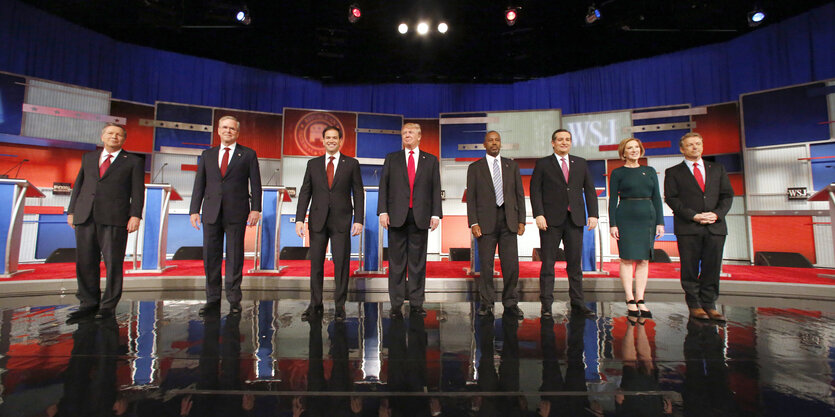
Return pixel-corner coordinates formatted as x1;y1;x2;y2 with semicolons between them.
0;292;833;417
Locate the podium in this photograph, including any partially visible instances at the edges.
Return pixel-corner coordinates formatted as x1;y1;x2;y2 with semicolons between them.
355;186;386;275
128;184;181;273
250;186;291;273
461;189;498;277
809;184;835;273
0;179;44;278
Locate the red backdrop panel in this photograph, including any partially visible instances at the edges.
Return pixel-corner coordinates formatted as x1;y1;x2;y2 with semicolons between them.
729;173;745;196
693;102;741;155
212;109;283;159
282;109;356;157
110;100;155;154
751;216;816;263
441;215;471;254
404;118;440;158
2;143;85;187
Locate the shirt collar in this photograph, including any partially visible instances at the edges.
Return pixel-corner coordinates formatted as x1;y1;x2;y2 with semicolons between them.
102;149;121;160
326;152;340;161
221;142;237;153
685;158;704;168
405;146;419;156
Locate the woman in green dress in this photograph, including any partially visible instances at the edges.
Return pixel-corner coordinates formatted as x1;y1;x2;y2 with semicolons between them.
609;138;665;318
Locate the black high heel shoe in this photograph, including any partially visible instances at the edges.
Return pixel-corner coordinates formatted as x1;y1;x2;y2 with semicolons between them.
626;300;640;317
636;300;652;318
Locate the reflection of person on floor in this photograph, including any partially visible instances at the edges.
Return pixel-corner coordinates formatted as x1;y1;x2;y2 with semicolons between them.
683;318;738;416
384;314;431;417
474;312;523;417
57;316;120;417
615;317;672;416
538;315;592;417
306;319;362;417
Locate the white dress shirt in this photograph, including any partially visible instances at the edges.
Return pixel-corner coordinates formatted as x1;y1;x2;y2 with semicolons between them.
684;158;706;184
100;149;122;167
218;142;237;168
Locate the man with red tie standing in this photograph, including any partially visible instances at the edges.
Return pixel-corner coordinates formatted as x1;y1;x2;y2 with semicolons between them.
295;126;364;322
190;116;262;316
664;132;734;322
66;123;145;322
378;123;442;318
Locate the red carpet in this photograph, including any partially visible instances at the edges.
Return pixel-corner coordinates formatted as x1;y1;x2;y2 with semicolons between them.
5;260;834;286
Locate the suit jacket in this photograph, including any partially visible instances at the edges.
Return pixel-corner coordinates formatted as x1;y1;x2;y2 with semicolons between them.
466;156;526;234
529;154;599;227
295;154;365;232
664;160;734;236
190;144;262;224
378;149;442;229
68;149;144;226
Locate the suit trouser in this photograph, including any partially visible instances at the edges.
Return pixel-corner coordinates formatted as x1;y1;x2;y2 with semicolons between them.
676;231;726;310
308;215;351;308
476;205;519;306
74;218;128;310
538;217;584;308
387;209;428;308
202;211;246;304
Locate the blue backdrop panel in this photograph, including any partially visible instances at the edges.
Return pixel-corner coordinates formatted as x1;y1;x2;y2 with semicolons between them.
279;214;303;251
810;142;835;191
357;113;403;159
154;103;213;151
588;160;607;198
633;106;691;156
742;83;831;148
140;188;162;269
710;153;743;173
0;73;25;135
35;213;76;259
440;122;487;158
167;213;203;254
360;165;385;188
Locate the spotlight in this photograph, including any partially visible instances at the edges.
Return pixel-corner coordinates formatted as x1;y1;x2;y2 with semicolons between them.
505;7;518;26
437;22;448;33
585;5;601;24
398;23;408;34
417;22;429;35
235;9;251;25
348;3;361;23
747;9;765;27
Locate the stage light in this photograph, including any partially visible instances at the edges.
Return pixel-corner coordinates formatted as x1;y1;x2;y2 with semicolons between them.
235;9;251;25
417;22;429;35
348;3;361;23
585;5;601;24
505;8;518;26
748;9;765;27
437;22;448;33
398;23;408;34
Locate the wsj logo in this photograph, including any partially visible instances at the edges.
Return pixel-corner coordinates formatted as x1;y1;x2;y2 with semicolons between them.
786;187;808;200
565;119;619;147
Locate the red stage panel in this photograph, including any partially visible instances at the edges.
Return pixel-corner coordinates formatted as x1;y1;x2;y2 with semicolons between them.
0;143;85;187
750;216;816;263
521;175;531;197
110;100;155;154
405;118;440;158
212;109;283;159
693;102;741;155
282;109;356;157
441;215;472;254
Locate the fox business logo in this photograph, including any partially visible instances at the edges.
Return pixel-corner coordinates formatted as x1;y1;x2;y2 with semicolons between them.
294;112;344;156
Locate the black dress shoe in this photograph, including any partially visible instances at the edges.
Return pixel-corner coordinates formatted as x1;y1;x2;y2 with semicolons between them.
571;306;596;319
229;302;242;315
66;306;98;324
390;307;403;319
504;305;523;319
95;308;114;320
410;306;427;317
301;305;323;321
199;301;221;317
477;305;494;316
541;308;553;319
334;306;346;322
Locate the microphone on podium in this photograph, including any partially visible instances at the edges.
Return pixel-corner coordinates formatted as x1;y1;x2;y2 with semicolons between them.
151;162;169;183
266;168;280;185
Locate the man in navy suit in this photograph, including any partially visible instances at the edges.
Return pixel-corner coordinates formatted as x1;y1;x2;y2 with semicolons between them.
664;132;734;322
378;122;442;318
66;123;145;322
530;129;599;319
466;131;526;318
190;115;262;316
295;126;364;322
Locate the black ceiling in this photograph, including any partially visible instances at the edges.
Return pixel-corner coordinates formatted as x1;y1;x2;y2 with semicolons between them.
20;0;832;84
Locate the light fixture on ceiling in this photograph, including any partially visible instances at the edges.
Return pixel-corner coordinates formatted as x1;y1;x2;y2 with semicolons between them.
748;8;766;27
417;22;429;35
235;8;251;25
398;23;408;34
348;4;361;23
437;22;448;34
505;7;518;26
585;5;601;24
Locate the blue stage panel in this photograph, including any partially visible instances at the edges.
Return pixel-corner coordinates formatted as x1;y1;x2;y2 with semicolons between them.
35;214;76;259
0;73;25;136
810;142;835;191
742;83;831;148
166;213;204;254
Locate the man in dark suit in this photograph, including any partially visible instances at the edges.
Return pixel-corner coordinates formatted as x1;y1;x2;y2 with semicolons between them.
295;125;364;322
378;122;442;318
190;115;262;316
466;131;526;318
664;132;734;322
530;128;599;319
66;123;144;322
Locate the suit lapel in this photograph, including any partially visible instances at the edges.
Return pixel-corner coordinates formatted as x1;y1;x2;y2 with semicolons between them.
501;157;512;195
224;145;244;177
480;158;497;200
414;152;429;182
330;155;347;188
396;151;409;184
684;161;704;193
100;150;128;180
207;147;222;178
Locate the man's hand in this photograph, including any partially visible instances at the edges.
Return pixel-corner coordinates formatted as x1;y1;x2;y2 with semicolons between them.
535;215;548;231
587;217;598;230
693;212;717;224
537;400;551;417
517;223;525;236
610;226;619;240
295;222;305;238
67;214;74;229
656;225;665;239
127;216;141;233
180;395;193;416
246;211;261;227
190;213;201;230
351;222;363;236
379;213;390;229
471;225;482;238
430;217;440;231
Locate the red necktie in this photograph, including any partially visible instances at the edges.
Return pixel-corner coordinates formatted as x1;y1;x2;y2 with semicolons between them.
220;147;230;177
693;162;705;192
408;150;416;208
327;156;335;188
99;153;112;177
560;157;569;182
